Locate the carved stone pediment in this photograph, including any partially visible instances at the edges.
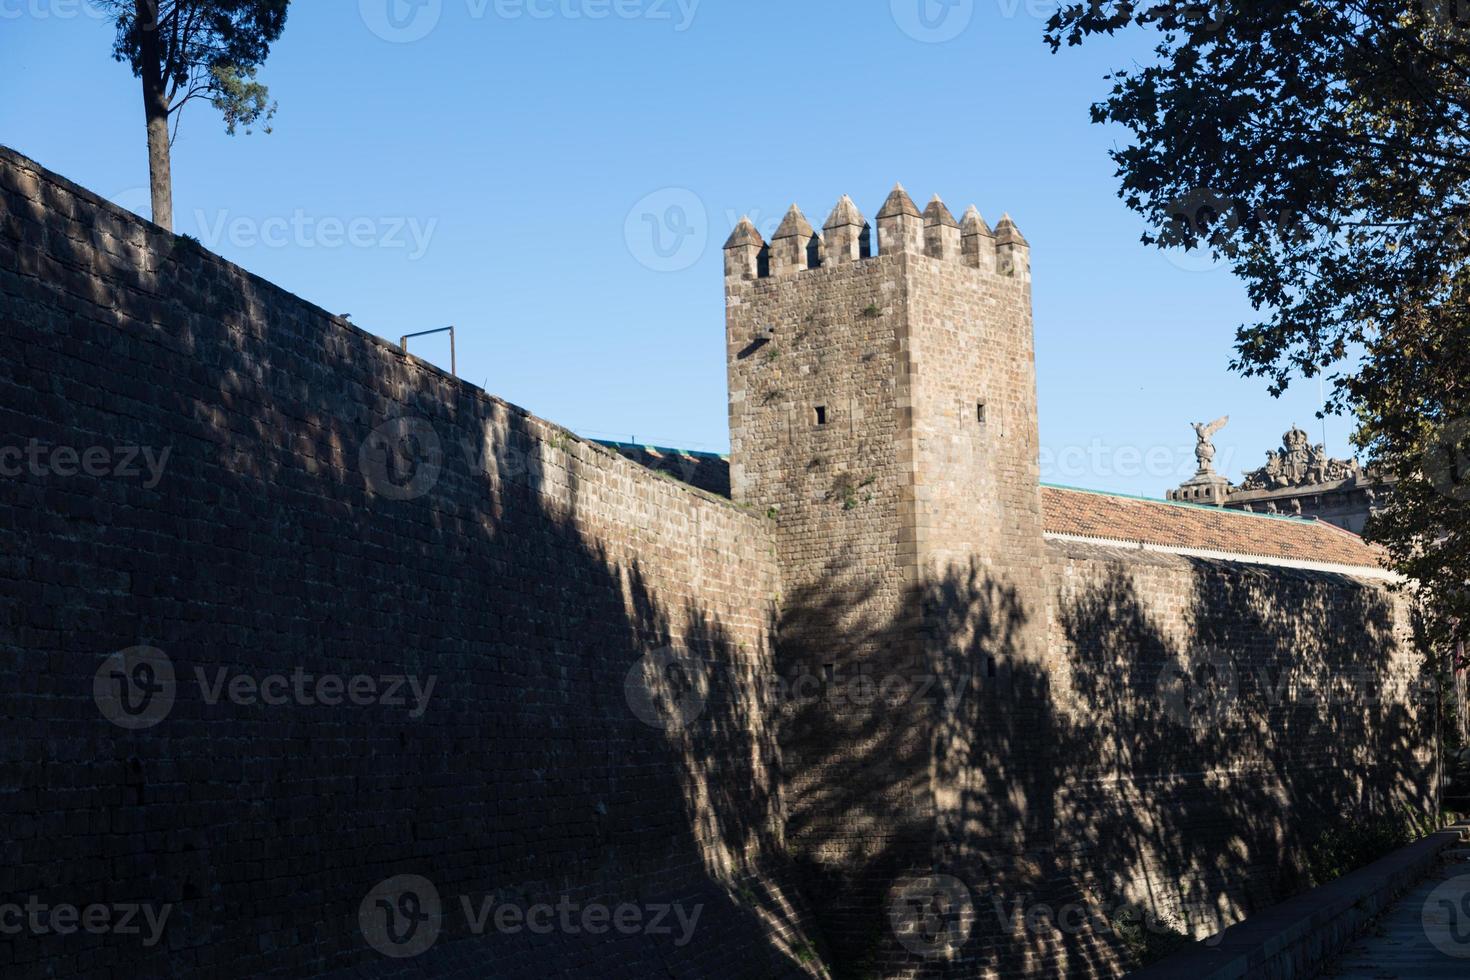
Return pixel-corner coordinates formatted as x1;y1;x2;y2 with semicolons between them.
1239;425;1361;490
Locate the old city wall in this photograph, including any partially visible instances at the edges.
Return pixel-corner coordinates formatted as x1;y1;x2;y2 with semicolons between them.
722;188;1434;980
1040;539;1433;958
0;146;824;979
0;145;1441;980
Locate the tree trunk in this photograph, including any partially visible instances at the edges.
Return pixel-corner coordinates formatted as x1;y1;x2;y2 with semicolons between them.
143;90;172;231
136;0;172;231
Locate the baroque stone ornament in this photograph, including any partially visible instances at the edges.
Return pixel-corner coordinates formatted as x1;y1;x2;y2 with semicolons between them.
1240;425;1362;490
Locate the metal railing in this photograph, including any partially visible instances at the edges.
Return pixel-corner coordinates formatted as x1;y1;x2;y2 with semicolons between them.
400;326;456;376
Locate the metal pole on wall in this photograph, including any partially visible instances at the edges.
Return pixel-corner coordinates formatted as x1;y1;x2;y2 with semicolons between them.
399;326;456;377
1452;637;1464;743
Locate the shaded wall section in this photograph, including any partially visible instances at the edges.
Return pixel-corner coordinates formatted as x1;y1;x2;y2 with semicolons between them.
772;541;1432;980
1043;540;1434;943
0;146;824;979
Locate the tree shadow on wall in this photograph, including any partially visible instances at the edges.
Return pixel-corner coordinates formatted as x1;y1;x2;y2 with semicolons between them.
0;177;826;979
1059;555;1432;918
776;540;1434;980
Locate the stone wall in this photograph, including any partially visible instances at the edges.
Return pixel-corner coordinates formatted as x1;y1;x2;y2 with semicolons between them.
0;145;1439;980
719;187;1433;980
721;192;1103;978
724;221;927;973
1040;539;1433;961
0;146;824;978
852;540;1432;980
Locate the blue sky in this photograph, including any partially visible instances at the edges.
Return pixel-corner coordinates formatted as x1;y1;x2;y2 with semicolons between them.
0;1;1350;498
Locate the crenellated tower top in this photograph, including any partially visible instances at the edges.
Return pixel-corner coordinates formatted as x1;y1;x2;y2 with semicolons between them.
722;185;1029;283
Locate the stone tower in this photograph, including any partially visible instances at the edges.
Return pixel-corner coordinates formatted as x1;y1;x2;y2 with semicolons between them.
725;186;1057;974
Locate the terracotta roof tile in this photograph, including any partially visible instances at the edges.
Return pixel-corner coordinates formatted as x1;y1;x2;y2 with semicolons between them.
600;446;1386;571
1040;485;1385;570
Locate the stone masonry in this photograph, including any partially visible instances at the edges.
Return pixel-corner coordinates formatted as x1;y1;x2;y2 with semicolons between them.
0;144;1438;980
722;185;1432;978
0;146;821;979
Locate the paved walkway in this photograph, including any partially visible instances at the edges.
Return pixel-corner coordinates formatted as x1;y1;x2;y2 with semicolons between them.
1315;853;1470;978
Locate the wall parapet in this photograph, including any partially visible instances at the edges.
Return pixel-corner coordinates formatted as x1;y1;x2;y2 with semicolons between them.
722;183;1030;282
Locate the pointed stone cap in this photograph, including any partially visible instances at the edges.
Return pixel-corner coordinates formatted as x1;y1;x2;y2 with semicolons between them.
993;212;1027;245
961;205;993;238
771;204;815;241
823;195;867;230
923;195;960;228
876;183;921;219
723;216;765;250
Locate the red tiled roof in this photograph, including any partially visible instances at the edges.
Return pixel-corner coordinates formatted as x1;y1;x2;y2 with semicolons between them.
1040;485;1386;570
603;442;1388;571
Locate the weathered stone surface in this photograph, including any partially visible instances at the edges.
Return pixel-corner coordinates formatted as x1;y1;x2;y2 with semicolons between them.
724;187;1431;979
0;152;1435;980
0;145;821;979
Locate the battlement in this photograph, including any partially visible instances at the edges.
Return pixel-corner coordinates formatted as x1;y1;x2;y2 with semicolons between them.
723;183;1029;283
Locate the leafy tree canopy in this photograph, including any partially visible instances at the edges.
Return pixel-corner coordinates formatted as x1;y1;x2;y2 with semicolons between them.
104;0;289;139
1047;1;1470;652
